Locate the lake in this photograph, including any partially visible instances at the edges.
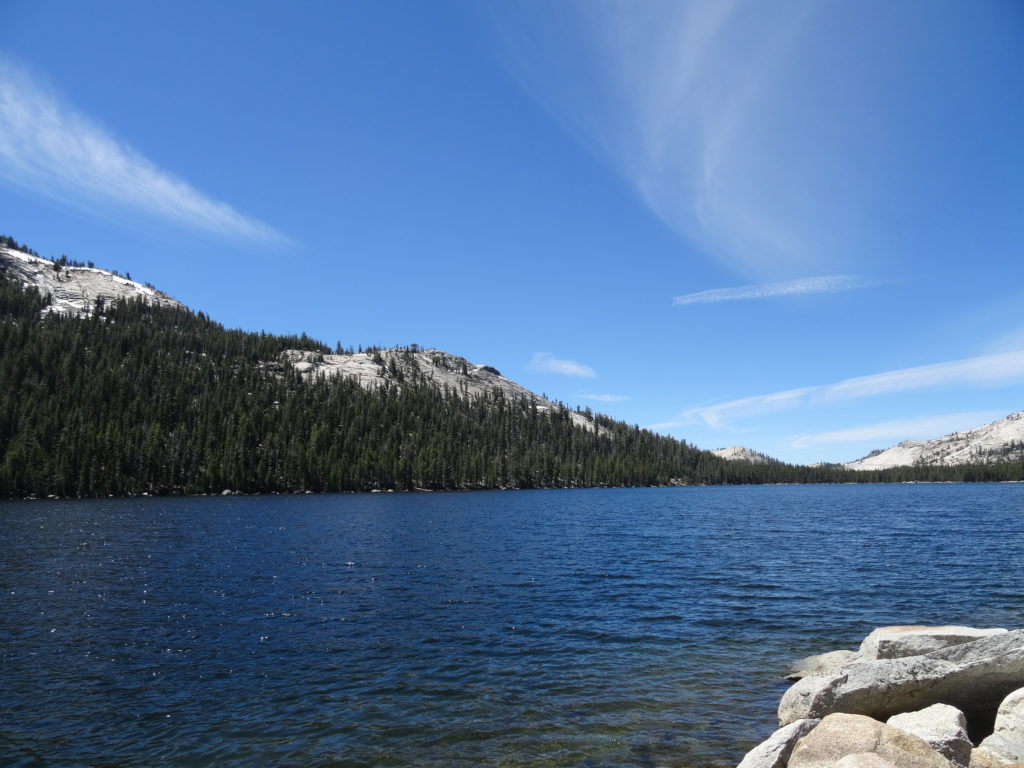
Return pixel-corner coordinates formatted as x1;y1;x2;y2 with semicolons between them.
2;484;1023;767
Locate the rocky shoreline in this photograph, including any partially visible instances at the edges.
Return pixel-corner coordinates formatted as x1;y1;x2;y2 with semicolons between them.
738;625;1024;768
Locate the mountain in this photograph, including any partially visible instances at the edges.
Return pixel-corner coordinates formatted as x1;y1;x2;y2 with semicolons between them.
0;244;182;316
710;446;778;464
844;411;1024;470
0;236;726;496
1;241;598;432
3;233;1022;497
278;348;598;431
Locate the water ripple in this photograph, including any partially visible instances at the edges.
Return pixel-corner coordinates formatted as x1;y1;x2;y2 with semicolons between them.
2;484;1024;766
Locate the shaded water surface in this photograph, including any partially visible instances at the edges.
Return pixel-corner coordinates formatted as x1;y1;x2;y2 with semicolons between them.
2;484;1024;766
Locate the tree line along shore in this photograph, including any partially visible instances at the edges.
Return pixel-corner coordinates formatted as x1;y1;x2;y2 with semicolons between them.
2;272;1023;499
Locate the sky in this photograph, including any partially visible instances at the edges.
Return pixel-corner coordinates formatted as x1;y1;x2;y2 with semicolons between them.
1;0;1023;464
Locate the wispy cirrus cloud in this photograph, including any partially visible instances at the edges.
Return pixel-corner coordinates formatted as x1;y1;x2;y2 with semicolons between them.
492;1;836;274
579;392;629;403
492;1;976;277
673;275;862;306
789;411;1005;449
0;57;284;243
528;352;597;378
646;419;691;431
686;350;1024;427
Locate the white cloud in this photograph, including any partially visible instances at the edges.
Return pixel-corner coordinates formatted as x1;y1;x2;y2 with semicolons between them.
789;411;1005;449
493;2;975;278
0;57;284;243
493;1;838;275
981;326;1024;355
686;350;1024;427
673;275;862;306
528;352;597;378
645;419;689;431
579;393;629;402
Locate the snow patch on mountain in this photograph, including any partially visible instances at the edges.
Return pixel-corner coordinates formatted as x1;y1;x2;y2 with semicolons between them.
845;411;1024;470
711;446;777;464
0;246;182;316
280;347;601;431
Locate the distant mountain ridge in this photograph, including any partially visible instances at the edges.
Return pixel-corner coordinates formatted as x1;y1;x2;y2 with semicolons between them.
844;411;1024;470
706;411;1024;470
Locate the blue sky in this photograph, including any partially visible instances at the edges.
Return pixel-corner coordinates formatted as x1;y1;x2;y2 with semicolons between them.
1;0;1023;464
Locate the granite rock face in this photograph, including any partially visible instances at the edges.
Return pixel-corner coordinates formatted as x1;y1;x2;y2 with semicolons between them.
786;713;953;768
737;719;820;768
843;412;1024;469
787;650;862;681
887;704;972;768
968;747;1015;767
967;747;1024;767
779;630;1024;726
980;688;1024;763
734;626;1024;768
860;627;1009;661
834;755;902;768
0;246;183;317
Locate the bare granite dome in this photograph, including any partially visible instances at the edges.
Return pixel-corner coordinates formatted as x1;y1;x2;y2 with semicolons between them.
844;411;1024;470
711;446;777;464
1;246;183;317
279;347;601;432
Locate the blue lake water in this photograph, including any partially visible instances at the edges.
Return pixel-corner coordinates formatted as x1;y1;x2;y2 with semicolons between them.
2;484;1024;767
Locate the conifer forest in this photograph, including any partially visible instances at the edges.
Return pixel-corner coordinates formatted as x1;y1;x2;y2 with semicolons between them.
1;270;1022;499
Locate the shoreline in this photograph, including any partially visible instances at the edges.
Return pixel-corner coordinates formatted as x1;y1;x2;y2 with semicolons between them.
5;478;1024;503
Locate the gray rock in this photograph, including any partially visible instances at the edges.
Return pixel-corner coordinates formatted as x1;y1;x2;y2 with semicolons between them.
736;718;820;768
888;704;972;768
980;688;1024;763
779;630;1024;726
787;650;862;681
860;626;1008;661
787;713;953;768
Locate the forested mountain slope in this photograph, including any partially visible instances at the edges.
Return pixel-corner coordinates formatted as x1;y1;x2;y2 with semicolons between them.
2;236;1022;497
1;263;721;496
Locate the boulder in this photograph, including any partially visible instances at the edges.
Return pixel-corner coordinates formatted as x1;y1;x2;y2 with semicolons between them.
973;748;1015;767
887;704;972;768
788;650;862;681
967;749;996;767
736;718;820;768
980;688;1024;763
969;748;1009;767
779;630;1024;727
968;748;1024;767
787;713;953;768
835;755;901;768
860;627;1008;661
